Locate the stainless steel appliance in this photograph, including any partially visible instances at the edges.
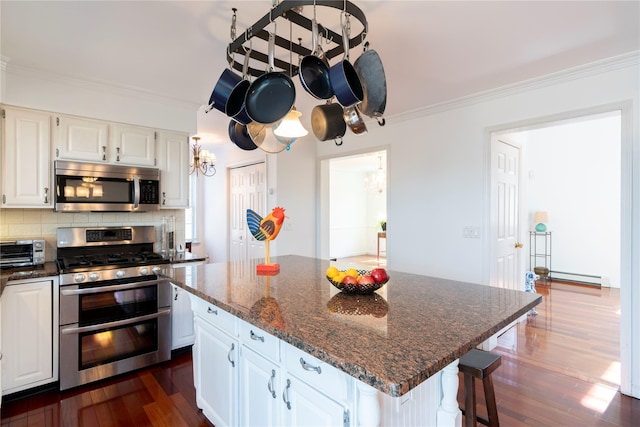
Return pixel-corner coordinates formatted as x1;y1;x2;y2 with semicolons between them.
57;226;171;390
0;239;45;269
54;160;161;212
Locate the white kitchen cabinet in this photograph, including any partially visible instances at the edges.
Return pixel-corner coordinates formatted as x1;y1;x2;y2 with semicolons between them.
54;114;109;163
1;278;59;395
282;375;348;426
157;131;189;208
240;346;281;427
191;296;238;427
170;283;194;350
1;107;52;208
109;123;156;166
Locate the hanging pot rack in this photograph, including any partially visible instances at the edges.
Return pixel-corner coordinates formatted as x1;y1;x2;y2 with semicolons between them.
225;0;368;79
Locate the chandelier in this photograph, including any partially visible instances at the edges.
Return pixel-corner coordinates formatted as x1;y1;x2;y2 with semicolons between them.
365;155;386;194
190;136;217;177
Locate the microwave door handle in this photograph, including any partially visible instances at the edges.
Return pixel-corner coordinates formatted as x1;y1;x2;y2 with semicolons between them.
133;175;140;209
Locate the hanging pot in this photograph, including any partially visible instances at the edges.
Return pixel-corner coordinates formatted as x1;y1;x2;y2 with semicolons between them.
311;102;346;146
228;120;258;151
205;68;242;114
245;32;296;125
299;19;333;100
226;46;253;125
353;41;387;126
343;105;367;135
328;15;363;108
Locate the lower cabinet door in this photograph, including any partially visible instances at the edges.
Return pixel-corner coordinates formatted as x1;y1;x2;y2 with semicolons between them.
193;316;238;427
1;280;54;394
282;375;348;426
239;346;280;427
170;284;194;350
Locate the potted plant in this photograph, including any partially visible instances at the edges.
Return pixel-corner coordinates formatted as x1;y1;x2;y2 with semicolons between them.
378;220;387;232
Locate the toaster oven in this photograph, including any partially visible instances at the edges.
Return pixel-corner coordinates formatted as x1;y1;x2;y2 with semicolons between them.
0;239;45;269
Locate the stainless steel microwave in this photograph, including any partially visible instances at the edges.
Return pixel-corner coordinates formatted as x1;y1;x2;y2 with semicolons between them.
54;160;160;212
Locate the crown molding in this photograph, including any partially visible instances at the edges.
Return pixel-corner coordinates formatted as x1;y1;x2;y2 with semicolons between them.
5;62;201;111
389;51;640;125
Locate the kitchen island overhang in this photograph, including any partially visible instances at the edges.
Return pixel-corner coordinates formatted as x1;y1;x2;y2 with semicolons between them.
166;255;541;425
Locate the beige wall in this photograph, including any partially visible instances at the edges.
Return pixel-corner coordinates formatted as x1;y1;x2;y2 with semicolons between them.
0;208;185;262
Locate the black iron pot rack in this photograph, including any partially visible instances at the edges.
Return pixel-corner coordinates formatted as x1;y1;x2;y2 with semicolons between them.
225;0;368;79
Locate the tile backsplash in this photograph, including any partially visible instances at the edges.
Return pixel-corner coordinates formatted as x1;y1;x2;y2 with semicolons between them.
0;208;185;261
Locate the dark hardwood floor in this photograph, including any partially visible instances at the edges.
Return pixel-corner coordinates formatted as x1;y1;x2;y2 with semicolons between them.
1;276;638;426
0;351;212;427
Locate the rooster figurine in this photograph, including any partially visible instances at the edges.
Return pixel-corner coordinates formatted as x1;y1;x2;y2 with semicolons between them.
247;207;287;273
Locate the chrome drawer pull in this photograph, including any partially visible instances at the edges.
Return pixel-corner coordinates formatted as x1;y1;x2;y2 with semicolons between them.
207;307;218;315
250;330;265;342
300;357;322;374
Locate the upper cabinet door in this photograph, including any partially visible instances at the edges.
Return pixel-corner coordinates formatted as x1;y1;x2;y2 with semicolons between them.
1;107;52;208
110;124;156;167
54;115;109;162
157;131;189;208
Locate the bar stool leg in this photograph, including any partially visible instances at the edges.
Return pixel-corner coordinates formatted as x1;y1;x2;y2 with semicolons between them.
483;375;499;427
464;374;477;427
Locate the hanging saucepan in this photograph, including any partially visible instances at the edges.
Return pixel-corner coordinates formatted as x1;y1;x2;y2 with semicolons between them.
205;65;242;114
311;101;346;146
343;105;367;135
245;32;296;125
225;45;253;125
329;15;364;108
299;19;333;100
228;120;258;151
353;41;387;126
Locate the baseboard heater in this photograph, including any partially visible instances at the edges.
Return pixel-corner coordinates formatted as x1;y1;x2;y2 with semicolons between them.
551;270;604;287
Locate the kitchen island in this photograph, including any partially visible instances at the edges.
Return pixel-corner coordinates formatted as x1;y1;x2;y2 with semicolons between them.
167;255;541;426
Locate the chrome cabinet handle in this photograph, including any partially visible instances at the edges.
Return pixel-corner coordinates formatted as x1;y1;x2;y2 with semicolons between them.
174;288;179;300
102;146;106;161
300;357;322;374
116;146;120;162
207;307;218;315
250;330;264;342
44;187;49;204
228;343;235;367
282;379;291;410
267;369;276;398
162;191;166;206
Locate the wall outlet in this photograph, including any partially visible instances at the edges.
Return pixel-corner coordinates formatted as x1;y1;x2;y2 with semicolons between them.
463;226;480;238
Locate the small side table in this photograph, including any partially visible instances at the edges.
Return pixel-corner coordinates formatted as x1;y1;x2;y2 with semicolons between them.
377;232;387;260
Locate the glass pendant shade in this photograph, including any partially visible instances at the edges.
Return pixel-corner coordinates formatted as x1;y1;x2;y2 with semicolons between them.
273;109;308;138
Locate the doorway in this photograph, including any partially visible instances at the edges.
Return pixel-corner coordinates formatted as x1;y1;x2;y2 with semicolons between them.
324;150;388;264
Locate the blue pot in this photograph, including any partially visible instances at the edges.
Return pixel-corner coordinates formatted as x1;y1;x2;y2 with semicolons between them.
206;69;242;115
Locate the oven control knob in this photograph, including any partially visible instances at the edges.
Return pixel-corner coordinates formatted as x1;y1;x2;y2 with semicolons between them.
74;274;86;283
116;270;126;279
140;267;149;276
152;267;162;274
89;273;100;281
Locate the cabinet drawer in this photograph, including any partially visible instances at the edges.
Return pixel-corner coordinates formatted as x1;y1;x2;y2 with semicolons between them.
283;343;350;402
240;321;280;363
190;295;238;336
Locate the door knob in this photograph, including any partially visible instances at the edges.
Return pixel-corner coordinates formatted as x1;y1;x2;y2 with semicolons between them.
514;242;524;249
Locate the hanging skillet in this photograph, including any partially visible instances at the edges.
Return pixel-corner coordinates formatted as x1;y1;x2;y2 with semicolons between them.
245;32;296;125
299;18;333;100
353;41;387;126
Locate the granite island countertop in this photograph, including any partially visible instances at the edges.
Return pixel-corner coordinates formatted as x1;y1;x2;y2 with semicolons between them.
0;262;60;296
166;255;541;397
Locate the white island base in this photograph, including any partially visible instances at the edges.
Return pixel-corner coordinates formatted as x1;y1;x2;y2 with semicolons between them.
189;293;461;427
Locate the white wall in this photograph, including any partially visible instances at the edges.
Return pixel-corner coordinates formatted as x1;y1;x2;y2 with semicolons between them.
523;114;621;287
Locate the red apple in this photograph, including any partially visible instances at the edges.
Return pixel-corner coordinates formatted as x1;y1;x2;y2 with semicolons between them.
370;268;388;282
357;275;375;285
341;275;357;285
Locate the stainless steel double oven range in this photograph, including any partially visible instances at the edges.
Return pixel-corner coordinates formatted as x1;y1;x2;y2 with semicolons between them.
57;226;171;391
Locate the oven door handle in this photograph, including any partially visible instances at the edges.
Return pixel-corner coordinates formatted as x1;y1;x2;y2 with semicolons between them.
60;308;170;335
60;279;168;296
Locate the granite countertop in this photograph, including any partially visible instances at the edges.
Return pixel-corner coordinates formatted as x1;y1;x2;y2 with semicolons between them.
168;252;206;264
0;262;60;296
167;255;541;397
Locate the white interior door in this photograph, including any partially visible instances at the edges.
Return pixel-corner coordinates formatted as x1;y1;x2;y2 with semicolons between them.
229;163;266;262
491;136;522;290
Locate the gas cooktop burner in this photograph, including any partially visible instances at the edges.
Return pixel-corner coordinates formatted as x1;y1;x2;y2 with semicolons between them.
58;251;170;273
